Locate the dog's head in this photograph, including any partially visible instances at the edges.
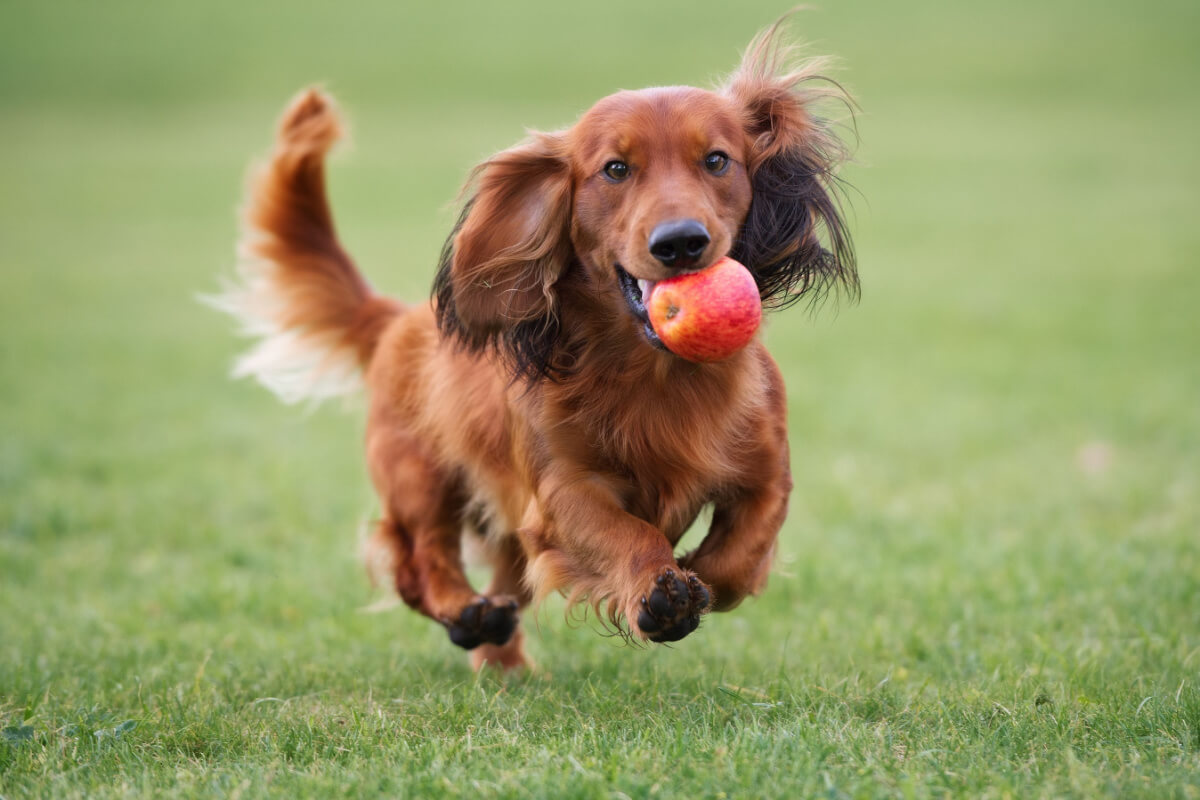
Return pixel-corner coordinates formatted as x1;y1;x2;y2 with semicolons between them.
435;23;857;378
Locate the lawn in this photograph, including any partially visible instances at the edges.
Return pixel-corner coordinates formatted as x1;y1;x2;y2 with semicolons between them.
2;0;1198;797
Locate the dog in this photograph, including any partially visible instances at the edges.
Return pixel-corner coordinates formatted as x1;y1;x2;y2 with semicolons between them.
214;21;856;670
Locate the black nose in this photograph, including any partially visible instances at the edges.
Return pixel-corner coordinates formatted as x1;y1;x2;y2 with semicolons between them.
648;219;710;270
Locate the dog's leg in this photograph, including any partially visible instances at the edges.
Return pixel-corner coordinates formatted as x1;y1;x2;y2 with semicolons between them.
679;358;792;612
522;480;712;643
679;477;790;612
367;427;520;652
469;534;532;670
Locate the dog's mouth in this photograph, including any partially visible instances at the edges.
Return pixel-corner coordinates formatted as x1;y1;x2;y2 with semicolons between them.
615;264;666;351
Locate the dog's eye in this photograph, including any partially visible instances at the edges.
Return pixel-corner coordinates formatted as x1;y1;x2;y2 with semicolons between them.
704;151;730;175
603;160;630;182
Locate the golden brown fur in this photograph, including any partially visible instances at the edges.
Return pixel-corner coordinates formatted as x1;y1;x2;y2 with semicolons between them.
216;22;856;670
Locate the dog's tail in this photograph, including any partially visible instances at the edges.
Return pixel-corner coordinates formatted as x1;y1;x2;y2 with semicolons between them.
209;88;401;405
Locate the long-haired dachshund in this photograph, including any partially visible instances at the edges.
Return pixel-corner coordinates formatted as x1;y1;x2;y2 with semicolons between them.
215;21;856;670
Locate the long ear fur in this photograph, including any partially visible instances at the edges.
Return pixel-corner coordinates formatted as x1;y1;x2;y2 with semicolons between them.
433;132;572;379
726;20;859;308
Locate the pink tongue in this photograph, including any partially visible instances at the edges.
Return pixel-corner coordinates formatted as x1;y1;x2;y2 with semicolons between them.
638;278;657;305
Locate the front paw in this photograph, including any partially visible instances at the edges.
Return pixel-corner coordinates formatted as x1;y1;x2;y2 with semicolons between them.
634;568;712;643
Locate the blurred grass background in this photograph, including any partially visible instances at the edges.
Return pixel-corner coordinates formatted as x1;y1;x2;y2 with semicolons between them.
2;0;1198;797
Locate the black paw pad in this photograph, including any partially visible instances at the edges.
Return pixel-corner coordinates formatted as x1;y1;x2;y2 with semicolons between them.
636;569;712;643
445;596;519;650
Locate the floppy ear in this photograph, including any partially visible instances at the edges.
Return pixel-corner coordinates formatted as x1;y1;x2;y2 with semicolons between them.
434;131;572;378
725;23;858;308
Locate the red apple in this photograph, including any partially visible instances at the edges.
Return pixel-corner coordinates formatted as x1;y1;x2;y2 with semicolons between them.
646;256;762;362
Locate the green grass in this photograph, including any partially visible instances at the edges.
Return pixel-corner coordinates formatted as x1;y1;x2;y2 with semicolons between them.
2;0;1199;797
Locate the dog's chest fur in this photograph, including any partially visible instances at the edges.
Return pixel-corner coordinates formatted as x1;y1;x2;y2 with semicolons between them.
531;346;770;541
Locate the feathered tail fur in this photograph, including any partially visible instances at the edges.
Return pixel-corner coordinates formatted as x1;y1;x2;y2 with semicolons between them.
209;89;400;404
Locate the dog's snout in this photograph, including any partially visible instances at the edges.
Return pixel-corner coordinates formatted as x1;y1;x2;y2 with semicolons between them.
648;219;710;270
